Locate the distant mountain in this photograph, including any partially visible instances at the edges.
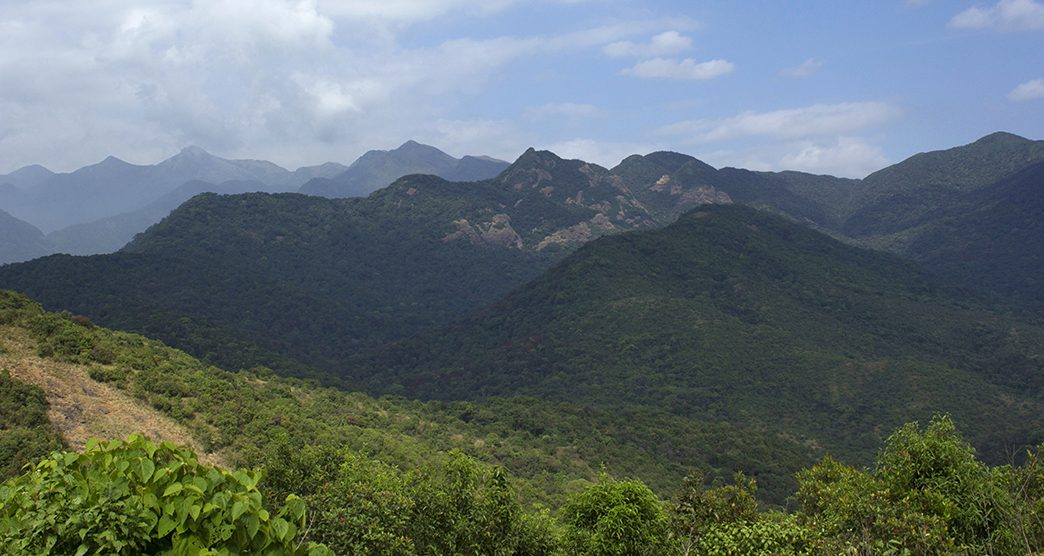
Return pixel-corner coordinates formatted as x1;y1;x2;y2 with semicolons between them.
46;179;285;256
0;165;55;189
291;161;350;183
352;204;1044;466
0;147;697;374
904;160;1044;309
0;209;52;265
611;150;857;229
843;132;1044;238
0;147;331;233
298;141;509;198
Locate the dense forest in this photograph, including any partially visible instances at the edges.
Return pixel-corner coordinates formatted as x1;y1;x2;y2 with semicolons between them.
1;290;1042;554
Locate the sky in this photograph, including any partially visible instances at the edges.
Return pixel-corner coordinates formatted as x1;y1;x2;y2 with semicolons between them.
0;0;1042;178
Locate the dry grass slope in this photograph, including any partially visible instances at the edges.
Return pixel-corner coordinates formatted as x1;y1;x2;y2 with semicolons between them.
0;326;222;465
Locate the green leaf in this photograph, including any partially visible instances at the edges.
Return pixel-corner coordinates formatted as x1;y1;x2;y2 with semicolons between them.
243;513;260;539
231;500;248;520
138;459;155;483
157;514;177;537
163;483;184;497
271;518;290;542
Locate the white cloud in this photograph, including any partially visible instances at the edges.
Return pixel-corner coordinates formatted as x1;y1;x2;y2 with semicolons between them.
318;0;517;23
779;138;889;178
1008;78;1044;101
622;58;734;80
949;0;1044;31
603;30;692;58
779;58;823;78
540;138;658;168
0;0;678;171
658;102;899;142
527;102;600;118
699;138;889;178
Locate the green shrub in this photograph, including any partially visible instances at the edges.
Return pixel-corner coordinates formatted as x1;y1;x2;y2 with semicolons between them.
0;435;331;555
0;369;64;478
87;365;132;387
561;472;673;555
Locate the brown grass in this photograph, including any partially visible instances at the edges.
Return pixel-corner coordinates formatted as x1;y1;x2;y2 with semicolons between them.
0;326;224;466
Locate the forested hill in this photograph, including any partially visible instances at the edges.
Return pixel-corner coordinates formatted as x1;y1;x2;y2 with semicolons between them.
0;146;731;375
351;204;1044;465
4;289;1043;554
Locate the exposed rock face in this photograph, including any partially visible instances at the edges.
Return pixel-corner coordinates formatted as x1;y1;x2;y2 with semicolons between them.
681;186;732;206
536;213;617;251
443;214;524;249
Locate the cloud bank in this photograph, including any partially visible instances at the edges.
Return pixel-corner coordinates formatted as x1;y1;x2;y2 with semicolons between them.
949;0;1044;31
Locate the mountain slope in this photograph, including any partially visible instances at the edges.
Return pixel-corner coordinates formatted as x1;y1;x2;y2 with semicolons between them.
299;141;509;198
0;148;675;374
46;179;283;256
0;209;53;265
351;204;1044;465
0;147;315;232
0;165;55;189
0;289;819;505
904;160;1044;309
844;132;1044;238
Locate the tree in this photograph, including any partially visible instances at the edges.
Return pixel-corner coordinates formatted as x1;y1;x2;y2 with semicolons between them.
561;472;673;555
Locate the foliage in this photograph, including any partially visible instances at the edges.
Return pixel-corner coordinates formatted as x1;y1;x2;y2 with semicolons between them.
260;442;558;555
796;416;1032;555
688;514;814;556
0;435;331;555
671;471;759;542
561;472;673;555
0;369;64;478
355;204;1044;500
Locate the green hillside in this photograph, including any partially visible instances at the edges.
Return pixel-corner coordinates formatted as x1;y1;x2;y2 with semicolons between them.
844;132;1044;238
0;289;818;505
3;293;1043;554
350;205;1044;468
0;149;668;376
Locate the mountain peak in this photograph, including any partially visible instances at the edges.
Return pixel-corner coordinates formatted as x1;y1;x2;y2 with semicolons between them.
970;131;1032;147
395;140;449;157
179;145;212;157
510;147;562;168
98;155;131;167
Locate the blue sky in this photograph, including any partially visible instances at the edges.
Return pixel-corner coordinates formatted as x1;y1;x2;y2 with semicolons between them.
0;0;1041;177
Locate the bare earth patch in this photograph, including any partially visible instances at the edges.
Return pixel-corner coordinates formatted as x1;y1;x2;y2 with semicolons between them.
0;326;223;466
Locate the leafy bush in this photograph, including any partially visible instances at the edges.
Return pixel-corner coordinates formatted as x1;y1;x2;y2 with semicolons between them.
0;435;331;555
690;515;814;556
561;472;674;555
87;365;131;387
261;443;558;555
796;416;1026;555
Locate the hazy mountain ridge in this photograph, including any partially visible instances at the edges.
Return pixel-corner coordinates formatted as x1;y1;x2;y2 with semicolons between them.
0;146;354;236
0;164;55;189
298;140;510;198
0;142;507;262
46;179;284;256
0;209;52;265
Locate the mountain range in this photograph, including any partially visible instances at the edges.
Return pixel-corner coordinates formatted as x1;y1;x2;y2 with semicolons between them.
0;131;1041;506
299;140;509;198
0;142;508;261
